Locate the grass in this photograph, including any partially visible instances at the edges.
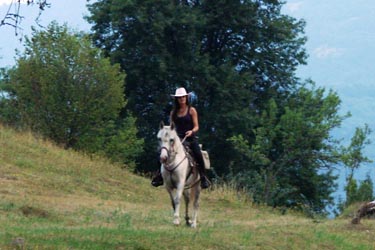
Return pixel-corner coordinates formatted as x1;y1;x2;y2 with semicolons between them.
1;124;375;249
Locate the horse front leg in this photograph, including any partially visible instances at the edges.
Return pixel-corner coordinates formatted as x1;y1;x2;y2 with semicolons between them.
167;188;175;211
171;183;185;226
190;187;201;228
183;189;191;226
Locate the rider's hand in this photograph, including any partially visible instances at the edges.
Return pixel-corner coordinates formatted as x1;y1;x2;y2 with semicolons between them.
185;130;194;137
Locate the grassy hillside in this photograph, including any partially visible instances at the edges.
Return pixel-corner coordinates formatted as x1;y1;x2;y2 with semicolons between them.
0;124;374;250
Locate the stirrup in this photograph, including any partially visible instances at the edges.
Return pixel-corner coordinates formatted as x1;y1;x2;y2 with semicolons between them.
200;176;210;189
151;179;163;187
151;173;164;187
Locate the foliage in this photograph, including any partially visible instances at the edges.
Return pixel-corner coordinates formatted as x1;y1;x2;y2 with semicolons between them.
100;115;145;171
0;68;19;125
357;176;374;201
337;124;373;213
338;174;374;214
341;124;372;180
86;0;307;175
87;0;208;172
0;22;143;168
345;178;359;206
228;83;345;212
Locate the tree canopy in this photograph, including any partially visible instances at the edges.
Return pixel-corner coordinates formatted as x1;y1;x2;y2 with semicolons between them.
0;22;143;169
87;0;306;168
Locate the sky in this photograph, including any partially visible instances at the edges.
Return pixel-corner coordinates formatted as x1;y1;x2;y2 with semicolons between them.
0;0;92;67
282;3;375;143
283;0;375;136
1;0;375;206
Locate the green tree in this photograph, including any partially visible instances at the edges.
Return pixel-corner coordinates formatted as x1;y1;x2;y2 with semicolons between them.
341;124;372;181
100;115;144;171
229;83;346;212
0;22;143;167
87;0;207;171
357;175;374;202
340;124;373;210
338;174;374;214
86;0;307;175
195;1;307;176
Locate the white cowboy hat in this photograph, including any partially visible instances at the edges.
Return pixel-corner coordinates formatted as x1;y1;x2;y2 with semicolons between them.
171;87;191;97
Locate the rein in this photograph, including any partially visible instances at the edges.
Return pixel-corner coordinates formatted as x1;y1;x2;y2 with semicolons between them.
181;135;188;144
163;155;188;172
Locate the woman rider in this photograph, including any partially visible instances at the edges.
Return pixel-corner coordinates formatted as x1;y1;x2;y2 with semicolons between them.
152;87;210;189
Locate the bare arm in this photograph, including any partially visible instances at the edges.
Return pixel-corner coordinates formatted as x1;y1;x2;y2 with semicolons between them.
186;107;199;137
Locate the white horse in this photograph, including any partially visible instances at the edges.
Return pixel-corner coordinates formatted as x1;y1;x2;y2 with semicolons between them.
157;122;201;228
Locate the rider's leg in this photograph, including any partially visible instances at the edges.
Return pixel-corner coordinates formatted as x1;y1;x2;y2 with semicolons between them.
151;155;163;187
190;141;210;189
151;169;163;187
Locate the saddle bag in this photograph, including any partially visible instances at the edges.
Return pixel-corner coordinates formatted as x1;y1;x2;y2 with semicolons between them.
199;144;210;170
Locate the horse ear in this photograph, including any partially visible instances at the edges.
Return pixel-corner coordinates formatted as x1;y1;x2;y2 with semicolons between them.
170;122;175;130
159;121;165;129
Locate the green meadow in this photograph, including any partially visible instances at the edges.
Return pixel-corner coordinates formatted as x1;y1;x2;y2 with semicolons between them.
0;124;374;250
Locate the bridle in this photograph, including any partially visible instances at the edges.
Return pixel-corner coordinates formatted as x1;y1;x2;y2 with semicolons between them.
160;135;188;172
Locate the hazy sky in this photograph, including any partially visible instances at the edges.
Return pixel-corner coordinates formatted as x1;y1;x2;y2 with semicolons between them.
284;0;375;87
0;0;91;67
283;0;375;146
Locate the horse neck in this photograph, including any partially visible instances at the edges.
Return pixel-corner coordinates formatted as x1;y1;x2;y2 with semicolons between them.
173;135;186;159
162;134;186;169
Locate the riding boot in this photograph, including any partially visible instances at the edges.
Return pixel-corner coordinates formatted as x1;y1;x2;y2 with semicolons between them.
151;171;163;187
199;167;210;189
200;175;210;189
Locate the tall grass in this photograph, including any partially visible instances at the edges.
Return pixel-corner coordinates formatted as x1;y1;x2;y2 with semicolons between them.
1;124;375;249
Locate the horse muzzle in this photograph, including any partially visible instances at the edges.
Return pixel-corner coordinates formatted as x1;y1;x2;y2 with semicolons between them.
159;147;169;164
160;155;168;164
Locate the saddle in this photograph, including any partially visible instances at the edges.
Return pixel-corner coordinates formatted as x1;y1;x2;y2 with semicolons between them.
182;142;196;168
182;142;211;170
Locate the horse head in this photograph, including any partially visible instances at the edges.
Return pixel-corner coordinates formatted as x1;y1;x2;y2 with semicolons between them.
157;121;179;164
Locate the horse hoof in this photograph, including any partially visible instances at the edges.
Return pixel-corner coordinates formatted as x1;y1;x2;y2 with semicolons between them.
185;219;192;226
190;223;197;228
173;219;180;226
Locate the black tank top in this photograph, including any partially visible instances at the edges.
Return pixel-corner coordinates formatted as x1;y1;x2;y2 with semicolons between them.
174;107;194;139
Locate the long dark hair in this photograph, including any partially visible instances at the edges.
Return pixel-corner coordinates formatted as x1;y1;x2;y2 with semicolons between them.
171;95;190;123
